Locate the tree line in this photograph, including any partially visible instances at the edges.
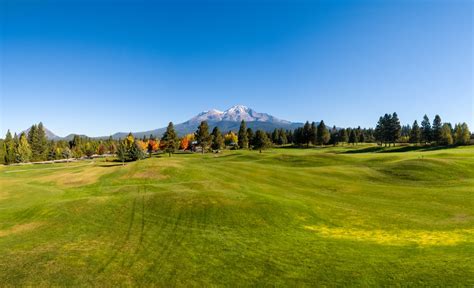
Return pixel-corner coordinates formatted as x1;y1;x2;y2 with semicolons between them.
1;115;472;164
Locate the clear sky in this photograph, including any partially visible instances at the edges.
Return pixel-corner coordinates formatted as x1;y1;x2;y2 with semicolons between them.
1;0;472;137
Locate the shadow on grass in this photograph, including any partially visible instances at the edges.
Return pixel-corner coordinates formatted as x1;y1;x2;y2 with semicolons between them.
344;145;456;154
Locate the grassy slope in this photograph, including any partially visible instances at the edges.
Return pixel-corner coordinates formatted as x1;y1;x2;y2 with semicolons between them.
0;145;473;286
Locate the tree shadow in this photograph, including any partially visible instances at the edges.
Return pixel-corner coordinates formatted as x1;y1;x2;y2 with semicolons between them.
344;145;456;154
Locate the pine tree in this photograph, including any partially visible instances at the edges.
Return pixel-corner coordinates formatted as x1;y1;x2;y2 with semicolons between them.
271;129;279;145
211;127;224;151
316;120;330;146
409;120;421;144
390;112;401;146
116;141;128;165
246;128;254;147
339;128;348;145
129;142;146;161
238;120;248;149
349;129;357;145
432;115;442;145
195;121;210;154
253;130;271;153
421;115;431;144
161;122;179;157
310;122;317;145
4;130;15;165
37;122;48;160
359;130;366;143
302;121;312;147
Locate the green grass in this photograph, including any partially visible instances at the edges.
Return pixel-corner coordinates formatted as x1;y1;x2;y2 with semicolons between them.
0;145;473;286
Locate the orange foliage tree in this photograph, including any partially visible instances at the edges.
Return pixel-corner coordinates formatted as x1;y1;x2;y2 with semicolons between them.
147;139;159;156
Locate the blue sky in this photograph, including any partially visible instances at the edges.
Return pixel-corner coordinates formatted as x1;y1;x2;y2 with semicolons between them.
1;0;472;137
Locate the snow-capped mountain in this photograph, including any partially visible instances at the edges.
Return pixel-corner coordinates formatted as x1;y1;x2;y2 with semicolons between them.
20;105;304;140
188;105;291;124
110;105;302;139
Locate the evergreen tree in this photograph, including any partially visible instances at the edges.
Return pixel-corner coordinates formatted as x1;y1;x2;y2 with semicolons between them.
421;115;431;144
286;130;294;144
293;127;304;146
310;122;317;145
237;120;249;149
246;128;254;147
4;130;15;165
116;141;128;165
253;129;271;153
302;121;312;147
211;127;224;151
316;120;330;146
195;121;211;154
339;128;348;145
16;133;32;163
277;129;287;145
272;129;279;145
432;115;442;145
359;130;366;143
161;122;179;157
390;112;401;146
129;142;146;161
409;120;421;144
348;129;357;145
374;117;383;145
329;126;339;146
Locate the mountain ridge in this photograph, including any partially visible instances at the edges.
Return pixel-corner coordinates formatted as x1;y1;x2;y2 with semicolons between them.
21;105;305;140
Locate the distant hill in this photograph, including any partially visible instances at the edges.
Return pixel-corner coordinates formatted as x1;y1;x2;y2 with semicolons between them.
18;105;307;140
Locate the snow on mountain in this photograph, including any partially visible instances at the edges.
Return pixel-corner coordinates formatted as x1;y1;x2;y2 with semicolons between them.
188;105;291;124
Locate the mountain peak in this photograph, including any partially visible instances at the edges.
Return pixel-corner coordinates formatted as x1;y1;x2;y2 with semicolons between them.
226;105;249;112
188;105;290;124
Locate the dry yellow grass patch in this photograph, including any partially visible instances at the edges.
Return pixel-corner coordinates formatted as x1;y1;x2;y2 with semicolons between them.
38;165;119;187
0;222;43;237
305;225;474;246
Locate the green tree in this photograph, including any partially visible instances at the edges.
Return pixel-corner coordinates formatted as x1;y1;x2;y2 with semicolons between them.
302;121;312;147
211;127;224;151
195;121;211;154
316;120;330;146
421;115;431;144
116;141;128;165
4;130;16;165
253;129;271;153
237;120;248;149
161;122;179;157
246;128;254;147
432;115;442;145
348;129;357;145
16;133;32;163
129;142;146;161
339;128;348;145
390;112;401;146
454;123;470;145
310;122;317;145
440;123;453;145
409;120;421;144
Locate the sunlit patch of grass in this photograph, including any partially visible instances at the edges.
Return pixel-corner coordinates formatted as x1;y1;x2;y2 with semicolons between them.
304;225;474;246
0;222;44;237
